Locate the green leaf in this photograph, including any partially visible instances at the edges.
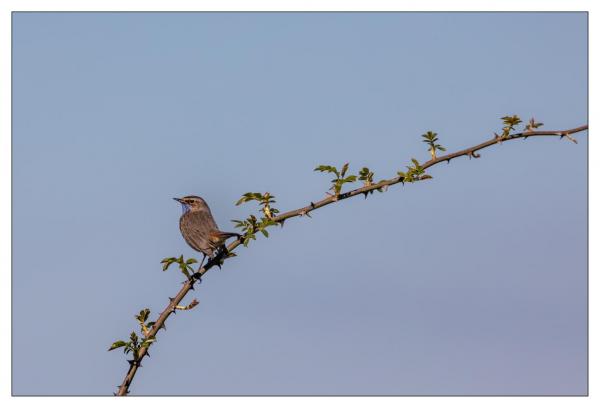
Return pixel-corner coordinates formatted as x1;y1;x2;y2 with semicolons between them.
340;162;349;177
137;308;150;323
314;164;340;177
411;158;420;167
422;131;437;140
501;115;522;129
186;258;197;265
108;340;128;351
525;118;544;130
314;165;334;172
261;229;269;238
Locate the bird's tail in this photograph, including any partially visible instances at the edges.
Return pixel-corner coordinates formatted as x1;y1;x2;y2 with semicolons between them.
215;231;242;240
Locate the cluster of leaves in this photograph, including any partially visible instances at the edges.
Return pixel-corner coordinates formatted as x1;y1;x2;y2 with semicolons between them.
233;192;281;247
500;115;523;137
495;115;545;139
397;158;432;183
135;308;156;337
358;167;384;197
236;192;280;219
314;163;358;197
358;167;374;186
422;131;446;160
160;255;198;279
524;117;544;131
108;308;156;361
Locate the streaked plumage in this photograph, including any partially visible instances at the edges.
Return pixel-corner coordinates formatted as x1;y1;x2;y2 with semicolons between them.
174;195;240;266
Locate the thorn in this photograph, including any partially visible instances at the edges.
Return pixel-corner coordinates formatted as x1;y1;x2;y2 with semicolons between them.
168;297;174;302
446;158;451;164
472;151;481;158
310;202;316;208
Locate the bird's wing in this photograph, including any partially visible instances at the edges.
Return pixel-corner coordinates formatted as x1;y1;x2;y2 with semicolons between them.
190;210;219;231
180;211;219;254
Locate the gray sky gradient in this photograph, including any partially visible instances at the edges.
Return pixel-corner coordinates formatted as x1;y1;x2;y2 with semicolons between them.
12;12;587;395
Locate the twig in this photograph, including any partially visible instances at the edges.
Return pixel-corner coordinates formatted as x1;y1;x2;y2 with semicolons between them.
115;124;587;396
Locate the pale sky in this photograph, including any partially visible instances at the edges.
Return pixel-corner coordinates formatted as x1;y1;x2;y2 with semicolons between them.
12;12;587;395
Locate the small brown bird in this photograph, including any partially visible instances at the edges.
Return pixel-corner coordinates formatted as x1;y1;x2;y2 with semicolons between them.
174;195;241;267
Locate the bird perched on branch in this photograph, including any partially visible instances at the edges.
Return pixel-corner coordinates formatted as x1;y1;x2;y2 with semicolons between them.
174;196;241;267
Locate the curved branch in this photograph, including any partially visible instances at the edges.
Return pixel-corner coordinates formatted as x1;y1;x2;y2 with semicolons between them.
115;124;587;395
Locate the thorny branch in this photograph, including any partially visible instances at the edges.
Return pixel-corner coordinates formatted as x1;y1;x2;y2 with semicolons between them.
114;124;588;395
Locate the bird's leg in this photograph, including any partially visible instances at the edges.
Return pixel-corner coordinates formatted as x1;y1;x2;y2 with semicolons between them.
197;253;207;272
191;254;207;282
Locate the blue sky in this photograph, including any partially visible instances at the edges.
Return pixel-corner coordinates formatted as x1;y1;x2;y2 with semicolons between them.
12;12;587;395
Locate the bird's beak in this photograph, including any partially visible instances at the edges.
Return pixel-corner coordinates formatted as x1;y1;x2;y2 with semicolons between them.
173;197;182;203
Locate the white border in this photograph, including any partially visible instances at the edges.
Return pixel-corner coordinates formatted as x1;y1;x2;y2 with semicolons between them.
1;1;594;407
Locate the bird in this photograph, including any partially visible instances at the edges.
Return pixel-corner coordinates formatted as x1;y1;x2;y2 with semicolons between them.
173;195;241;268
